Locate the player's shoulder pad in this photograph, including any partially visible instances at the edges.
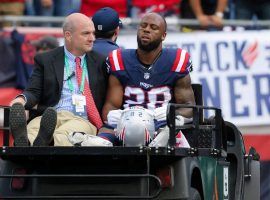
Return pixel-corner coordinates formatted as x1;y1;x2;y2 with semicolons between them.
108;49;125;71
171;48;191;73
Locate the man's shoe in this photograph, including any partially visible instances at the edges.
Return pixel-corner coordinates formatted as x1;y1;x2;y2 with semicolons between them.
68;132;113;147
9;103;29;146
33;107;57;146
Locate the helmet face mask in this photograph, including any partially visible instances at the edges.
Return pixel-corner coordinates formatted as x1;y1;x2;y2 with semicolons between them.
116;107;155;146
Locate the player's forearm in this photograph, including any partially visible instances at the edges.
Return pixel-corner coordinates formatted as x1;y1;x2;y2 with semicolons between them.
175;97;195;118
216;0;227;13
174;90;195;118
189;0;204;17
176;107;194;118
102;102;120;122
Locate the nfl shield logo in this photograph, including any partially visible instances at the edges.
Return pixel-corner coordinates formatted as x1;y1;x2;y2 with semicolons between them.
144;73;150;80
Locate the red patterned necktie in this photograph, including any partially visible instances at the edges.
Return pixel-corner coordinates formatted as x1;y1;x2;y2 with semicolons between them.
75;57;103;129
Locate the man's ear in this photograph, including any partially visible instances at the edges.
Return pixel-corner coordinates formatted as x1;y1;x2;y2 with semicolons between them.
115;27;120;37
162;32;167;41
64;31;72;42
112;27;120;42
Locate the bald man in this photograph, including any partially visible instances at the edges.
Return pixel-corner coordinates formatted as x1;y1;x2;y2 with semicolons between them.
100;13;195;147
9;13;109;146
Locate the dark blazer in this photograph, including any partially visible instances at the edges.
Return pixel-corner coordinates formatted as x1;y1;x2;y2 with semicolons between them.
23;46;108;118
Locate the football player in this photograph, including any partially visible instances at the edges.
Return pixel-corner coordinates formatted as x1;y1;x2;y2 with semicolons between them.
99;12;195;147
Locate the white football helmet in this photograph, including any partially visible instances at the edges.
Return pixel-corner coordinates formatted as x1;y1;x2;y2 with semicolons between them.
116;107;155;146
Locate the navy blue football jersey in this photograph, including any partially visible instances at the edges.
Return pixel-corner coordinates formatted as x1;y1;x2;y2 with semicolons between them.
107;48;193;110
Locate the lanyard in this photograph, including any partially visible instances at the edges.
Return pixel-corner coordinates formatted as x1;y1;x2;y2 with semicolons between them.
64;55;87;93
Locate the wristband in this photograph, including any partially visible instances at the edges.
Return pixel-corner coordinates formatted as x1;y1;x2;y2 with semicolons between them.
215;12;224;19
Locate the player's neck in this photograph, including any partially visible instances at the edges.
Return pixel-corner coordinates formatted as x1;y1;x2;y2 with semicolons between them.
137;48;162;65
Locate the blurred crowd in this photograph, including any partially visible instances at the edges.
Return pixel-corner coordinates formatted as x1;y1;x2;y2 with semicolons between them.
1;0;270;29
